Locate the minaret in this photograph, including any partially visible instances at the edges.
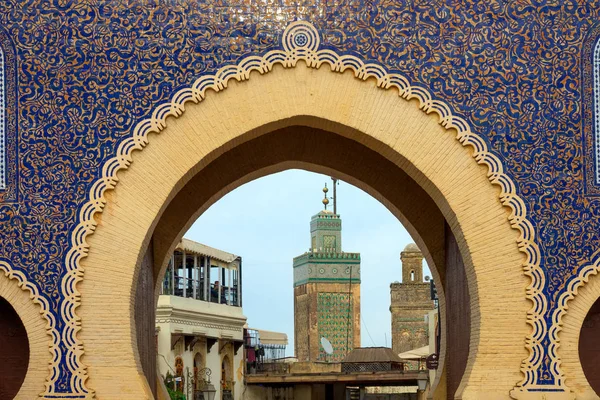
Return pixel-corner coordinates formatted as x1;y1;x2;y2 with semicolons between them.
293;181;361;362
390;243;435;354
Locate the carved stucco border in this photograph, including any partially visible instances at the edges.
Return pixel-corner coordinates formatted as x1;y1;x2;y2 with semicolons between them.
0;20;548;396
156;319;244;333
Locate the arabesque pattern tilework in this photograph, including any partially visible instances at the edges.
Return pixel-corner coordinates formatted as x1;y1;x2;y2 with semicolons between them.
317;292;353;362
0;1;598;397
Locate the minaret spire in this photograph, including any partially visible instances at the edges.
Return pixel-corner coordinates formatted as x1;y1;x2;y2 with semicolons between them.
331;177;338;214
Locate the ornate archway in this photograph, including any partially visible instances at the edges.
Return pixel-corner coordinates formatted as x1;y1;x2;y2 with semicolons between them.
58;22;547;399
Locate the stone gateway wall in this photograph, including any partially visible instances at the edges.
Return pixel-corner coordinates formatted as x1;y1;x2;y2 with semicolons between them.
0;3;599;398
444;224;471;400
135;240;157;397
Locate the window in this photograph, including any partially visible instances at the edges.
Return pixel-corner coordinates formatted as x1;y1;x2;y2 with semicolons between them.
594;37;600;185
582;25;600;194
0;43;5;190
323;235;336;250
0;25;16;201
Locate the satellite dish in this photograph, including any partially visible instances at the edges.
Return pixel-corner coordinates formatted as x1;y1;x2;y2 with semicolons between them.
321;337;334;355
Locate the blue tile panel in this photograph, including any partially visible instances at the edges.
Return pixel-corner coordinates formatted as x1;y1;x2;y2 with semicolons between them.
0;0;598;394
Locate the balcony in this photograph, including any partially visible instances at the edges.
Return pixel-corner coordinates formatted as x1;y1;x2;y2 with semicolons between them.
161;244;242;307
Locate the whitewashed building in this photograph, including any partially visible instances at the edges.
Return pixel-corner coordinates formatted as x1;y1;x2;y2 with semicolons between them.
156;239;246;400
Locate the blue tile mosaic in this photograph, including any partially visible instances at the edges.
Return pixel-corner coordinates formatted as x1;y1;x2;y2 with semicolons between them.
0;0;600;395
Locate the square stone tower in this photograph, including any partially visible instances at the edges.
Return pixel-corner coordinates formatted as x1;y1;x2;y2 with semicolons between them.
390;243;435;354
293;207;361;362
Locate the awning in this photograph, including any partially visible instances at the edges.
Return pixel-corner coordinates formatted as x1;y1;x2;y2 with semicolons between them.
398;345;430;360
249;328;288;346
177;238;239;264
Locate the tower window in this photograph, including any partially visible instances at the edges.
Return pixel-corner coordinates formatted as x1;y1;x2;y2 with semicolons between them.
410;270;415;281
323;235;336;251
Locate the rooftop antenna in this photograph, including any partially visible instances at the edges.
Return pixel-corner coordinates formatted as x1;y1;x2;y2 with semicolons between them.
331;177;339;214
322;183;330;210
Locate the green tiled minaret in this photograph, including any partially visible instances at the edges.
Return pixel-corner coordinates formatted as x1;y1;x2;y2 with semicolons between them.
293;182;361;362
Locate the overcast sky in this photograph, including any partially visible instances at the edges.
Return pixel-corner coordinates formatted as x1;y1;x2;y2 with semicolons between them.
185;169;431;356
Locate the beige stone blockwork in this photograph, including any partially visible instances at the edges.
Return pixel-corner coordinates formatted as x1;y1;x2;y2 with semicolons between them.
78;65;527;399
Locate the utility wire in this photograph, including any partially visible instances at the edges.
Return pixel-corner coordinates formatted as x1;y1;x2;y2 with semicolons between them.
362;315;377;347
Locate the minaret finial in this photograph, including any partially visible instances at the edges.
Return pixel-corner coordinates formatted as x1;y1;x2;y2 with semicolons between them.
322;183;329;210
331;177;339;214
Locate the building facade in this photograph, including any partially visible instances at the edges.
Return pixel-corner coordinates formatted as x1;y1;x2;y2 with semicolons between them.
293;191;361;363
156;239;245;400
390;244;435;355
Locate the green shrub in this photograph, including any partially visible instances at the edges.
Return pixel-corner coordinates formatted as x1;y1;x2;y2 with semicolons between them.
164;372;187;400
166;387;186;400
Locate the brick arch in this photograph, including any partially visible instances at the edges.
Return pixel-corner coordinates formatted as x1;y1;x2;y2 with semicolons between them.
74;60;534;399
149;130;454;396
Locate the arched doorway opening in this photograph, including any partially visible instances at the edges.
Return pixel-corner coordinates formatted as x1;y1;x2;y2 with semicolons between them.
174;356;184;392
221;354;233;400
194;352;205;392
78;63;528;399
579;297;600;395
0;296;30;399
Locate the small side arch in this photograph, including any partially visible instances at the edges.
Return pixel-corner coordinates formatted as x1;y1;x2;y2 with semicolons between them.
221;354;232;387
0;262;52;399
194;352;205;391
556;251;600;398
